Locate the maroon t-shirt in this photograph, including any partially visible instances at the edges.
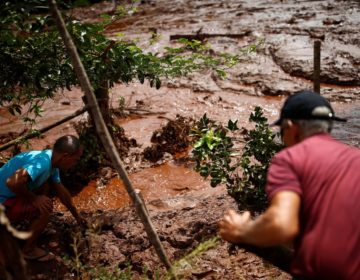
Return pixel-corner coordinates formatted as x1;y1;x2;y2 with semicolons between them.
266;133;360;280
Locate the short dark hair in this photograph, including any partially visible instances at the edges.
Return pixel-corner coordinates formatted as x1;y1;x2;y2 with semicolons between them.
53;135;81;154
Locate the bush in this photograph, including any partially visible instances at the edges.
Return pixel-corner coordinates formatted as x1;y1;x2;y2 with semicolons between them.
191;107;282;211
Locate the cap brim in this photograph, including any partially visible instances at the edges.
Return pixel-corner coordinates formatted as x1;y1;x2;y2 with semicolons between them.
332;116;347;122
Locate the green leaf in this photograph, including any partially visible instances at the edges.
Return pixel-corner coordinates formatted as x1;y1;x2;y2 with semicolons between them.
210;178;221;187
227;119;238;131
193;139;204;149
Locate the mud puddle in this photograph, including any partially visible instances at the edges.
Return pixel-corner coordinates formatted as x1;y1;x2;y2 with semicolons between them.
54;161;220;212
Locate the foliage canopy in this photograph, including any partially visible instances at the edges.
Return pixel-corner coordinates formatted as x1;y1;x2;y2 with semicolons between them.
0;0;254;124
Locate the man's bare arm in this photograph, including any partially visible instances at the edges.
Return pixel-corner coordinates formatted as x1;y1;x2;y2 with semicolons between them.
219;191;301;247
6;168;52;213
6;168;36;201
52;182;84;226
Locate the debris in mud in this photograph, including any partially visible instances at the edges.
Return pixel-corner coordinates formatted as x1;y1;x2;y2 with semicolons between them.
31;194;291;279
143;115;193;162
62;121;138;190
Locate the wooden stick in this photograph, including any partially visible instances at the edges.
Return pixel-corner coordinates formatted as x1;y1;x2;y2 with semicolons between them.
170;32;251;41
0;106;89;152
313;40;321;94
48;0;175;275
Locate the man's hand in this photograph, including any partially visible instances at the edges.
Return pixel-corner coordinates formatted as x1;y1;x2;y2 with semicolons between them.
52;182;87;229
219;192;301;247
32;195;53;214
218;210;252;244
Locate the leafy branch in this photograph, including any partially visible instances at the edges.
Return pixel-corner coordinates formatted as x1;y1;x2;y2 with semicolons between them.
191;107;282;210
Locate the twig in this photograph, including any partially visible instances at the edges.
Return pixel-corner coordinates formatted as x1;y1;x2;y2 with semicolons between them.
313;40;321;93
170;31;251;41
0;106;89;152
0;205;30;280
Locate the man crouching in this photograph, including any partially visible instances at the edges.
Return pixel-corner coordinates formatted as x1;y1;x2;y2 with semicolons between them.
0;135;85;261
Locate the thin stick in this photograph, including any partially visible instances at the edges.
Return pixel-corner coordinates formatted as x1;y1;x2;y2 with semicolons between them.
313;40;321;94
0;106;89;152
170;32;251;41
0;205;29;280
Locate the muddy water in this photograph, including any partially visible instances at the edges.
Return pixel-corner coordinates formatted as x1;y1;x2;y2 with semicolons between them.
2;0;360;212
117;115;168;147
54;161;223;212
53;95;359;212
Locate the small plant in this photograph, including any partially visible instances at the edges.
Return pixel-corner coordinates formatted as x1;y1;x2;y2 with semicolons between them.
191;114;237;188
191;107;282;210
64;250;133;280
63;229;133;280
164;237;220;280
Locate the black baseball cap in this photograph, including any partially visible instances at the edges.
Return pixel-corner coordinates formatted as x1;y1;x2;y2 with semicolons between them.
273;90;347;126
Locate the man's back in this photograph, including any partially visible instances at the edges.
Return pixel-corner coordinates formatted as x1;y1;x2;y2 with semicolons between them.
266;133;360;279
0;150;57;203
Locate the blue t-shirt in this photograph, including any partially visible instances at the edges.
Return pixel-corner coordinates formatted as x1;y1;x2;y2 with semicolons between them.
0;150;61;203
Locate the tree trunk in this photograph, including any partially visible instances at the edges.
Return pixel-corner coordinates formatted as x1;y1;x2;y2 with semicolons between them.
48;0;175;276
95;81;111;125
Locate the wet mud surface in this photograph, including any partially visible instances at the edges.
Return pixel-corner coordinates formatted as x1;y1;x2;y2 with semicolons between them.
33;194;291;280
1;0;360;279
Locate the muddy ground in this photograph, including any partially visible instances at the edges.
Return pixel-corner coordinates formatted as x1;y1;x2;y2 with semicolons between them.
1;0;360;279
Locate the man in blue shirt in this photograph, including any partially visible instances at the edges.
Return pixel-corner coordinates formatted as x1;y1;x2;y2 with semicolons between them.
0;135;85;261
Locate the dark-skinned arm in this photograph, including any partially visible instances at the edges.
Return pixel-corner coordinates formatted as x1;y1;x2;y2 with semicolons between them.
6;169;36;201
219;191;301;247
52;182;85;226
6;168;52;213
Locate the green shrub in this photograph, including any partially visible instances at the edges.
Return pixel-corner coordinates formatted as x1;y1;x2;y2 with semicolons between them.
191;107;282;210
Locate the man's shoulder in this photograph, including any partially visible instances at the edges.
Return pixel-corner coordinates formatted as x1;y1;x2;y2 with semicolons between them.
273;134;331;162
274;133;359;164
28;150;52;161
20;150;52;169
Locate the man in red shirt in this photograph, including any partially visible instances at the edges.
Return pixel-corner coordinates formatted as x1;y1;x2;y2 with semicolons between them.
219;90;360;279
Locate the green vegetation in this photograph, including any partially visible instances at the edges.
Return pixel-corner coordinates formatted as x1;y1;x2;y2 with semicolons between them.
191;107;282;210
0;0;255;125
0;0;261;172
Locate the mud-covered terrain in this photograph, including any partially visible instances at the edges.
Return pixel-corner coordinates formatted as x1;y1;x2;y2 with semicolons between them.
1;0;360;279
29;194;292;279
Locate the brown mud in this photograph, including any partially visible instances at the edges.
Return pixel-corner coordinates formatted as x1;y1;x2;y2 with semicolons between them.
1;0;360;279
